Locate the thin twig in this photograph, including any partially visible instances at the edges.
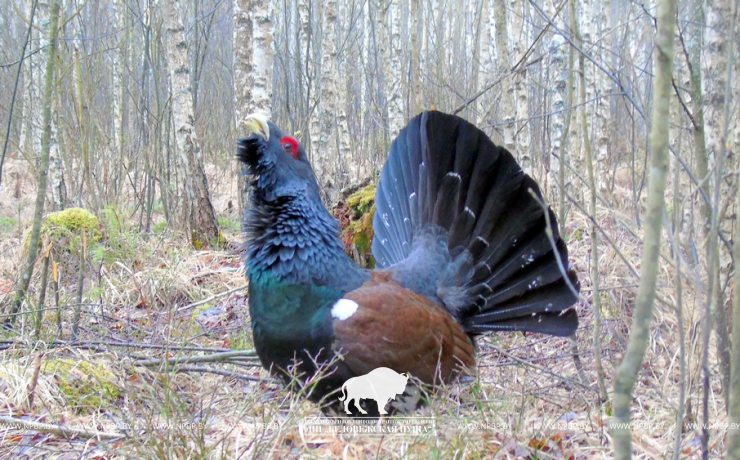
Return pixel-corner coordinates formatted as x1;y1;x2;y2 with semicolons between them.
488;344;596;392
176;365;277;383
56;340;232;353
134;350;259;367
176;283;248;313
26;353;44;409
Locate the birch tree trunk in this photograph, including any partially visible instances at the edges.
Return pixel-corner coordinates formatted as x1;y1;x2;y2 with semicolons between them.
594;0;611;188
41;0;66;211
233;0;253;213
732;185;740;453
705;0;733;407
21;1;66;211
234;0;274;212
545;0;568;200
19;0;42;159
112;0;127;165
704;0;731;158
409;0;421;117
161;0;219;248
386;0;403;132
610;0;677;456
7;0;61;324
493;0;516;154
251;0;274;115
510;0;530;172
313;0;354;200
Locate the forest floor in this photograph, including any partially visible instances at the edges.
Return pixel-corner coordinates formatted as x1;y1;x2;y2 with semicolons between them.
0;155;729;458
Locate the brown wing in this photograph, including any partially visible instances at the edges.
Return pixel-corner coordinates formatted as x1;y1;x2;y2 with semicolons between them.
331;271;475;384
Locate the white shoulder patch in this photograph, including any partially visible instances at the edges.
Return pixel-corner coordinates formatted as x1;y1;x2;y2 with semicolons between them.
331;299;359;321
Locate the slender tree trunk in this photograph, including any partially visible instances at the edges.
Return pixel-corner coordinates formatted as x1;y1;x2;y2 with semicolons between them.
731;129;740;454
42;0;65;211
731;224;740;455
233;0;254;215
409;0;421;117
510;0;530;171
73;46;95;209
0;0;37;190
161;0;220;248
559;0;577;235
493;0;515;153
545;0;568;223
6;0;61;325
572;0;609;406
313;0;355;199
721;2;739;456
112;0;128;203
704;0;733;409
251;0;274;114
386;0;403;132
469;0;487;122
594;0;611;184
20;0;42;161
609;0;677;456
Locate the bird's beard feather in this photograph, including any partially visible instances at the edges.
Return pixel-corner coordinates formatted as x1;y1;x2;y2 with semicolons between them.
244;188;369;291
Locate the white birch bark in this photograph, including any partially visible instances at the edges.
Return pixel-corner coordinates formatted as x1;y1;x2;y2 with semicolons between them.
470;0;489;123
111;0;125;158
594;0;611;173
20;1;41;158
409;0;422;116
233;0;253;128
493;0;516;154
510;0;530;172
37;0;65;210
703;0;731;159
544;0;568;181
251;1;274;116
312;0;355;199
386;0;403;132
161;0;219;244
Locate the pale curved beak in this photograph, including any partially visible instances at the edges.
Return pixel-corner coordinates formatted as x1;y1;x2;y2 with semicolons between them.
244;113;270;141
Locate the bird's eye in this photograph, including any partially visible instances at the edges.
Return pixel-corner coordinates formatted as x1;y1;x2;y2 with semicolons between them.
280;136;299;158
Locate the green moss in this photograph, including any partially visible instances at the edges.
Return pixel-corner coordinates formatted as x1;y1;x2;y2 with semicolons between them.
191;233;205;250
94;205;138;264
43;358;121;414
190;229;226;250
23;207;102;263
0;216;17;235
44;208;103;245
341;184;377;267
153;220;168;235
569;227;583;242
348;208;374;255
345;184;377;218
217;215;241;233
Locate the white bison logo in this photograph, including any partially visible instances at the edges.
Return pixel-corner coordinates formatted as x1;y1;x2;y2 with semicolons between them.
338;367;409;415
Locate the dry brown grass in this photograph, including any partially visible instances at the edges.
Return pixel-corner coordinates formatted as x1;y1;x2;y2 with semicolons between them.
0;157;730;458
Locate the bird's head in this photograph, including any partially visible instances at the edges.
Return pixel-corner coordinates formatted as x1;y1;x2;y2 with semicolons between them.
237;113;319;202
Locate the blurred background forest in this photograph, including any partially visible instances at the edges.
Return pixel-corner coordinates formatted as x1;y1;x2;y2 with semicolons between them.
0;0;738;457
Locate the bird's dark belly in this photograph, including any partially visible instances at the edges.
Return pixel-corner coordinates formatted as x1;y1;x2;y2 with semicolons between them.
247;275;350;397
251;311;331;377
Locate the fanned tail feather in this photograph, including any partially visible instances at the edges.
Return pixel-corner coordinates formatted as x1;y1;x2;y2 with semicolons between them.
372;111;579;337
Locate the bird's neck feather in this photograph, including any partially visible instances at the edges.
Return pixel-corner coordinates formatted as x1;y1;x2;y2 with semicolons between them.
245;192;368;291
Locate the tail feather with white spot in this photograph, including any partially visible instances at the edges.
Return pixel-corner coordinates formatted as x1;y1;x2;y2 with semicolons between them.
371;111;579;337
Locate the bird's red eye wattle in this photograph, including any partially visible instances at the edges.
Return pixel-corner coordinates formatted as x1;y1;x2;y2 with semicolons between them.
280;136;299;158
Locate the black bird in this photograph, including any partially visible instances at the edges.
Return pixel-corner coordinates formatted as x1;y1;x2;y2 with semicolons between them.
238;111;579;415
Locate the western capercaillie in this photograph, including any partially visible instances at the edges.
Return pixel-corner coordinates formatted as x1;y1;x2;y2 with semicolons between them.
238;111;579;415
